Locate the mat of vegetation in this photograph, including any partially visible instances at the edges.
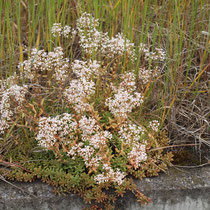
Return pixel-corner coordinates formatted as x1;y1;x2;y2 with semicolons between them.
0;1;209;209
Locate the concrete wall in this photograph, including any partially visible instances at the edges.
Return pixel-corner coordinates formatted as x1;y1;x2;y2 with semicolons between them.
0;167;209;210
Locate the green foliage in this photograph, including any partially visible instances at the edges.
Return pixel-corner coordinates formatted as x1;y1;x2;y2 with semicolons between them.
0;126;173;208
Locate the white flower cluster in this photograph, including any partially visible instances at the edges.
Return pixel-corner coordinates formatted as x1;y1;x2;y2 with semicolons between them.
87;131;110;149
47;47;69;82
127;142;147;168
0;75;16;92
117;72;136;93
139;43;166;62
71;59;101;79
36;113;77;149
79;116;99;136
138;67;152;84
138;66;161;85
18;48;46;79
65;116;110;170
67;142;84;159
149;120;160;132
64;78;95;113
102;32;136;62
118;121;147;168
79;116;112;149
106;72;143;119
51;23;62;37
35;114;112;172
64;116;113;174
0;84;27;134
76;12;107;54
77;12;99;30
77;13;136;62
85;153;102;169
68;143;95;164
51;23;77;38
64;59;101;113
118;122;145;145
19;47;69;82
106;89;143;119
94;164;126;185
67;142;102;169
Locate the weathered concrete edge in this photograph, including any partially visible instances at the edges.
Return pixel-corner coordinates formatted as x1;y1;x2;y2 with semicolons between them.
0;166;209;210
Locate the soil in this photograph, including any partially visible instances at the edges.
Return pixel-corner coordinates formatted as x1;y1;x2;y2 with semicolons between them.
172;145;209;166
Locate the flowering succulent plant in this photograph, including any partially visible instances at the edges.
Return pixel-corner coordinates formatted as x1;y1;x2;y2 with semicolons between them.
0;13;172;209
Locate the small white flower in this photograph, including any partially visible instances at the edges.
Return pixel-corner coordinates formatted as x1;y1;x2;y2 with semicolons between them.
149;120;160;132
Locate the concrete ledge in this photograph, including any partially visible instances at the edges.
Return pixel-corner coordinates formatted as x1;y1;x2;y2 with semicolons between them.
0;167;209;210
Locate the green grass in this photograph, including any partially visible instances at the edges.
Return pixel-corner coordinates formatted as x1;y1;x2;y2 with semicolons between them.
0;0;209;146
